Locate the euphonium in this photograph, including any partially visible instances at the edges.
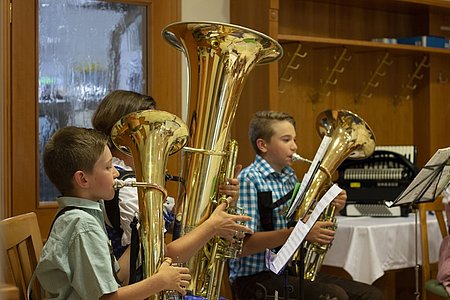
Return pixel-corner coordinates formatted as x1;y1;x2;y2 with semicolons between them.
291;109;376;281
111;110;189;300
162;21;283;299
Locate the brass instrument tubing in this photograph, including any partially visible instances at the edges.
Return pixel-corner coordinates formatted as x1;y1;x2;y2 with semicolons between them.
113;180;168;200
292;153;333;179
183;146;227;156
292;153;313;164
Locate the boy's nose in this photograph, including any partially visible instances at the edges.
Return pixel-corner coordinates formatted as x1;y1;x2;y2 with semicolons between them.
292;142;298;151
112;166;120;178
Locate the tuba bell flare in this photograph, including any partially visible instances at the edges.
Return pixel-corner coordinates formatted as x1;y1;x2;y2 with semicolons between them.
162;21;283;299
111;109;189;300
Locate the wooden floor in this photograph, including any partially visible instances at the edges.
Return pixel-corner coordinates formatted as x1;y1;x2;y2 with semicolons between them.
321;266;422;300
222;265;439;300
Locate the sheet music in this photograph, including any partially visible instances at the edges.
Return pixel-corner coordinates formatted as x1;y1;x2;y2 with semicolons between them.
389;146;450;206
286;136;332;219
266;184;342;274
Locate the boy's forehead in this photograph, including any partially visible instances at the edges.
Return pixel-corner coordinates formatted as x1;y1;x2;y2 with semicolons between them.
96;145;113;162
271;120;295;135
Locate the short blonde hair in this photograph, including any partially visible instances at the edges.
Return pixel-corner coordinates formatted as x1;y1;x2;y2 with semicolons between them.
248;111;296;155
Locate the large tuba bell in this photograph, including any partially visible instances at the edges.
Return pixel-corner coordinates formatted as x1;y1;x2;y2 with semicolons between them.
162;21;283;299
111;110;189;300
291;109;376;281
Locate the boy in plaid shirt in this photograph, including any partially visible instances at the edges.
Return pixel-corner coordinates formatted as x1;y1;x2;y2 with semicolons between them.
229;111;384;300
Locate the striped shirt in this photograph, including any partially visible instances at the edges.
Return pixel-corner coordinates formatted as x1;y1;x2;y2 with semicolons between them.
228;155;298;282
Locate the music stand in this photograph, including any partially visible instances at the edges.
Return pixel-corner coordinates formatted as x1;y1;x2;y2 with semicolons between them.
387;146;450;208
386;146;450;300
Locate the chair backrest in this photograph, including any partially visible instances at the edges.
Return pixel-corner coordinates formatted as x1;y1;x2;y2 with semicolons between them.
1;212;43;300
419;196;448;295
0;283;20;300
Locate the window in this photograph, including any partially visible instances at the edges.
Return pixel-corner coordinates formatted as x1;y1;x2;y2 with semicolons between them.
38;0;146;200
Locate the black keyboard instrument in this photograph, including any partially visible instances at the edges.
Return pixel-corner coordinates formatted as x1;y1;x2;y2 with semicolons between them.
337;146;418;217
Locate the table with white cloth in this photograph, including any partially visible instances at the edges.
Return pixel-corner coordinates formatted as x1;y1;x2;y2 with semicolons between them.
322;213;444;285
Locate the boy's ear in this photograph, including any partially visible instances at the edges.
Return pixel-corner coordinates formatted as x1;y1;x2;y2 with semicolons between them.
73;170;89;189
256;138;268;153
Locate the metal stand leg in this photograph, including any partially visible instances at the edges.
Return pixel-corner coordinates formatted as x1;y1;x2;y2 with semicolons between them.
413;205;421;300
298;242;305;300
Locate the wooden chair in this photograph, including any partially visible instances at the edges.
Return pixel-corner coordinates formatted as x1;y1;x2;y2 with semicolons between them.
1;212;43;300
419;196;450;300
0;283;20;300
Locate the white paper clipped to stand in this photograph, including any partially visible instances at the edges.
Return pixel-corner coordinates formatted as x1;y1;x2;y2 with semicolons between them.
286;136;332;219
266;184;342;274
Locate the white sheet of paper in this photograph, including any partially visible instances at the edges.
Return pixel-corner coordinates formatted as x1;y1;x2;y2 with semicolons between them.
266;184;342;274
286;136;332;219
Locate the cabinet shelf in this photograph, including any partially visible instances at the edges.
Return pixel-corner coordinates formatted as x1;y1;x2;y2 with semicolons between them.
278;34;450;55
300;0;450;11
393;0;450;10
231;0;450;171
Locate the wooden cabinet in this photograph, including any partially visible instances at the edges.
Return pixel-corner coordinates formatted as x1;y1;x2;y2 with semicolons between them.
230;0;450;170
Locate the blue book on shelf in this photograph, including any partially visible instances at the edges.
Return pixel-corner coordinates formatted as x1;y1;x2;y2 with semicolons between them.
397;35;449;49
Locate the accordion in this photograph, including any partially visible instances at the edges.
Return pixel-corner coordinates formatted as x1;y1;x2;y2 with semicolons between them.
337;146;418;217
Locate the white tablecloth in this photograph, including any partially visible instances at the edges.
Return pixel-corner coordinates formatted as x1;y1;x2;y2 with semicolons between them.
322;214;443;284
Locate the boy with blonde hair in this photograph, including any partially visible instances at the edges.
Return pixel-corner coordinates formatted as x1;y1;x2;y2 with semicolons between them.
229;111;384;300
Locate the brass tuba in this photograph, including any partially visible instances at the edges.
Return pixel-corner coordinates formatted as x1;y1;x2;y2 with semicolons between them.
291;109;375;281
162;21;283;299
111;110;189;300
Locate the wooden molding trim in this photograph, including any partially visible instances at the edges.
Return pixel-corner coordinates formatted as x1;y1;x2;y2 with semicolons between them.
1;0;11;219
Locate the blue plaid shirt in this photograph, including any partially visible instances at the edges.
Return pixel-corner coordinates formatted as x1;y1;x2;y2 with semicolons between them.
228;155;298;282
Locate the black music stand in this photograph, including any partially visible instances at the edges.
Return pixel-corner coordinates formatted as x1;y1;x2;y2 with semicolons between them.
387;147;450;208
386;146;450;300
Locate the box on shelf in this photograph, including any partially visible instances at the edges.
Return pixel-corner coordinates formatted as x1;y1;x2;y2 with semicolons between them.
371;38;397;44
396;35;450;49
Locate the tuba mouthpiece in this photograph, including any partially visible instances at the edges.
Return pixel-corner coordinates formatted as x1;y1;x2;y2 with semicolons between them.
113;179;127;190
113;179;142;189
113;179;147;189
292;153;313;164
292;153;301;161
